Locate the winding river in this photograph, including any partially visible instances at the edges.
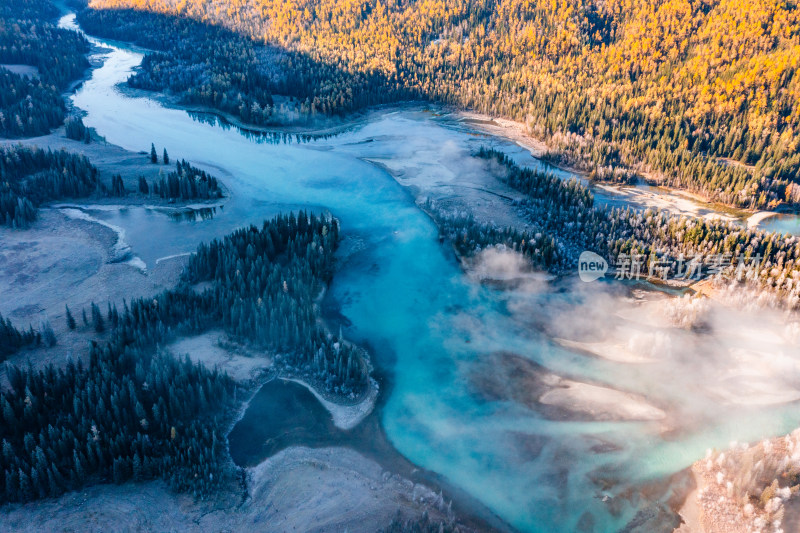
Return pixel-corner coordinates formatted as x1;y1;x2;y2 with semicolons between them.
58;13;800;532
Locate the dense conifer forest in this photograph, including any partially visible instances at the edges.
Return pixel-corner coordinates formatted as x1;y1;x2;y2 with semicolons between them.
0;212;366;504
0;146;99;227
0;0;89;137
185;212;368;395
0;314;42;361
0;340;235;502
151;159;223;200
64;116;91;143
81;0;800;208
75;7;405;126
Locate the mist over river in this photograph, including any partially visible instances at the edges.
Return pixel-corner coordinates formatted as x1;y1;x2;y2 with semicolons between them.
58;13;800;532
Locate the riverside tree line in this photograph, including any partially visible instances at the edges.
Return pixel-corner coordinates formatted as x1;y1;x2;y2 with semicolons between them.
433;147;800;309
0;145;224;226
74;7;400;127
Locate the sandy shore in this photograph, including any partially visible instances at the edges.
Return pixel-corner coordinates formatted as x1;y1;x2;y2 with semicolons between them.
0;446;454;533
283;376;379;431
554;338;657;364
451;109;791;228
455;111;550;157
471;351;667;423
538;378;666;421
674;471;703;533
746;210;779;228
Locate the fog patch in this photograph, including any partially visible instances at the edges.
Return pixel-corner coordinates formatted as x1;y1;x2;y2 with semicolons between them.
468;245;552;292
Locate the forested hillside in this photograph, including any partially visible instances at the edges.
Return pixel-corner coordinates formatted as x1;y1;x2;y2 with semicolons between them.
75;7;405;126
0;0;89;137
83;0;800;208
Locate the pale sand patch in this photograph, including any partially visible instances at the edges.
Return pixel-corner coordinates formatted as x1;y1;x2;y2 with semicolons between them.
282;376;379;431
56;207;138;265
746;210;778;228
155;251;193;265
595;183;628;195
606;186;738;222
0;447;447;533
709;352;800;406
167;330;271;382
0;64;39;78
615;304;675;328
245;447;446;532
690;278;719;300
555;338;655;364
674;468;705;533
539;379;666;421
674;494;702;533
709;378;800;406
456;111;550;157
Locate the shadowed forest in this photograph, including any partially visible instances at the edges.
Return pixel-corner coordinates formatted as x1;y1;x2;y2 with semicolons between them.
78;0;800;209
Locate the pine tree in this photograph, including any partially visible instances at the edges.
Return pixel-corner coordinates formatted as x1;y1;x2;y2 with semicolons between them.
65;305;76;330
91;302;105;333
41;319;56;347
150;143;158;164
163;148;169;165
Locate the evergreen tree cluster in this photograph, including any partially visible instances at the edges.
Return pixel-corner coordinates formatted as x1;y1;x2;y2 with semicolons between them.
429;207;565;272
64;116;91;143
0;313;42;362
479;147;593;209
380;513;462;533
150;160;222;201
185;212;368;395
0;212;367;505
0;146;99;227
0;0;89;137
0;341;235;503
109;174;126;197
